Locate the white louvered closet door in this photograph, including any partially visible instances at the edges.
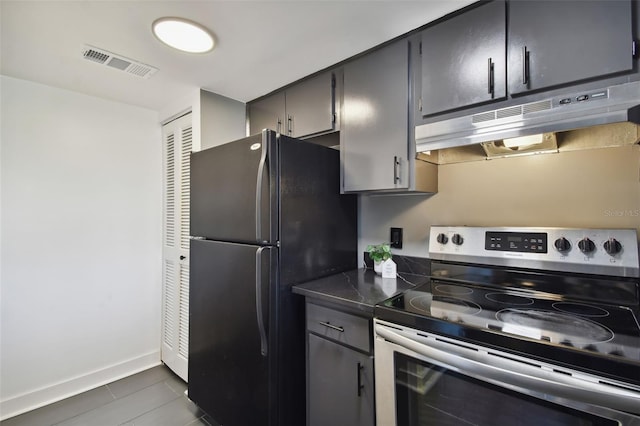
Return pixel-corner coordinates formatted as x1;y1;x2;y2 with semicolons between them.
161;113;192;382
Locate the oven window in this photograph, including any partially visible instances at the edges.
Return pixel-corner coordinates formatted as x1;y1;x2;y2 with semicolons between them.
394;353;616;426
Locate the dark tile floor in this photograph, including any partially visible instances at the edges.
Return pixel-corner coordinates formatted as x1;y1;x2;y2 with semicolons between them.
1;365;219;426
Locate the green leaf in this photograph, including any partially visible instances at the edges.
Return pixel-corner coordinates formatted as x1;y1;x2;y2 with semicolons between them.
366;242;392;263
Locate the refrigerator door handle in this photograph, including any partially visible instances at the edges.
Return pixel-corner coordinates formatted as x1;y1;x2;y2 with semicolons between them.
255;137;268;243
255;247;269;356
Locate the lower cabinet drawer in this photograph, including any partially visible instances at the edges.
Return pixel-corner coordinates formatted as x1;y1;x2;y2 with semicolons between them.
306;302;370;352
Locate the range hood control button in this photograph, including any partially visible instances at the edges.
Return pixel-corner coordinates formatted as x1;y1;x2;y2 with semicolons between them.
436;233;448;244
452;234;464;246
603;238;622;256
554;237;571;253
578;237;595;254
576;94;589;102
559;98;571;105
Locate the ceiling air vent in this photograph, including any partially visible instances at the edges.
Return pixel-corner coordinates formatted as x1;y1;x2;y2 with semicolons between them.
82;45;158;79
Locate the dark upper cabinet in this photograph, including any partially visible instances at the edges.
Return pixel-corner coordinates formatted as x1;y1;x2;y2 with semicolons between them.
420;0;506;116
341;38;438;193
285;71;337;138
417;0;635;120
248;91;286;134
508;0;633;96
248;71;337;138
341;39;411;192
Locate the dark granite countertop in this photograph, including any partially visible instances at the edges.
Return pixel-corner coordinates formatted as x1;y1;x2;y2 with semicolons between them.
292;268;430;315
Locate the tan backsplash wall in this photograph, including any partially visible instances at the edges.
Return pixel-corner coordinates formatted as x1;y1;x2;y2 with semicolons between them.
359;144;640;258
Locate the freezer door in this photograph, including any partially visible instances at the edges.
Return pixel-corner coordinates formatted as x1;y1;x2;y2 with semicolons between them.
190;130;278;244
188;239;275;426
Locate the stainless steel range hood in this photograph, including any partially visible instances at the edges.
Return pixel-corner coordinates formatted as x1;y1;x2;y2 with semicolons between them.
415;81;640;153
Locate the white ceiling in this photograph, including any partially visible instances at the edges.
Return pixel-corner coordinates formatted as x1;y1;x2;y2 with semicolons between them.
1;0;474;112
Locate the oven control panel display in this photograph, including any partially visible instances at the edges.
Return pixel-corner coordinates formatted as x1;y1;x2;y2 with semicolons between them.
485;232;548;253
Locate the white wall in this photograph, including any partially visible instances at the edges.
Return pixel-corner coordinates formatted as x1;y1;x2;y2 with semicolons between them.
157;88;246;152
200;89;246;150
0;76;163;419
360;144;640;258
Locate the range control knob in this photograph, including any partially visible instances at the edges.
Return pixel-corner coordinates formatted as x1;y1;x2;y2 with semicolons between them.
578;237;595;254
554;237;571;253
451;234;464;246
436;233;448;244
603;238;622;256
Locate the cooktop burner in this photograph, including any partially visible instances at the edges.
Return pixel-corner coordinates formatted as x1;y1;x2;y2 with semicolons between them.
495;308;615;345
552;302;609;317
434;284;473;295
485;292;534;305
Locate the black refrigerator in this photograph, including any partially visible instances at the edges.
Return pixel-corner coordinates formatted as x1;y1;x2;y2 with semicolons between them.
188;129;358;426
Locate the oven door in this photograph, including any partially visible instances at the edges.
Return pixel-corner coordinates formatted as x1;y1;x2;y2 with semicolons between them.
374;320;640;426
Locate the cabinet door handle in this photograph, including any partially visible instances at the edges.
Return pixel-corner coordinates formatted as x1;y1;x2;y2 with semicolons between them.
276;118;282;134
318;321;344;332
487;57;494;96
522;46;530;85
393;156;401;184
357;363;364;397
287;115;293;136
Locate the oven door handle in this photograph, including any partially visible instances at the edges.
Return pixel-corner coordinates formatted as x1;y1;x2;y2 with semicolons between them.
376;324;640;415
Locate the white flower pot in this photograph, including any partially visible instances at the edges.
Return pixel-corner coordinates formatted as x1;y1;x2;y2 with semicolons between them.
374;260;383;275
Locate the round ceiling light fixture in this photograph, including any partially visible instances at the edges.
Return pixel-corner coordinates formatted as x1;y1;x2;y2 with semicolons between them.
152;17;215;54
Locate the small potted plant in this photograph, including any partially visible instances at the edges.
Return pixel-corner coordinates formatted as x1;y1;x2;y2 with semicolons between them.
366;242;392;274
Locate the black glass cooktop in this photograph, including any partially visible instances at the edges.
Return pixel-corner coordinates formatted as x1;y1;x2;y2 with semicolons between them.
375;262;640;385
384;280;639;356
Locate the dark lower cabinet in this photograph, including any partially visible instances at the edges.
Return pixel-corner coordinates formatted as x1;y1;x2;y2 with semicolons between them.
308;334;374;426
306;302;375;426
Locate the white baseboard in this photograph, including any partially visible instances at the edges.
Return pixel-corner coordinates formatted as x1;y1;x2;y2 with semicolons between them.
0;350;161;421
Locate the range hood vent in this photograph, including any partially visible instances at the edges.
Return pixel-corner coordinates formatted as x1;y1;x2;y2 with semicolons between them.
81;45;158;79
416;81;640;152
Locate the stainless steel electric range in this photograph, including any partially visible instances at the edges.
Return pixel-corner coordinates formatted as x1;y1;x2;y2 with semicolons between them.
374;226;640;426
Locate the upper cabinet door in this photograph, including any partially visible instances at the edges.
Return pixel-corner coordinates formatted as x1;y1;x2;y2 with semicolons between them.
285;71;336;138
249;91;286;135
248;72;336;138
508;0;633;96
342;39;410;192
420;0;506;116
